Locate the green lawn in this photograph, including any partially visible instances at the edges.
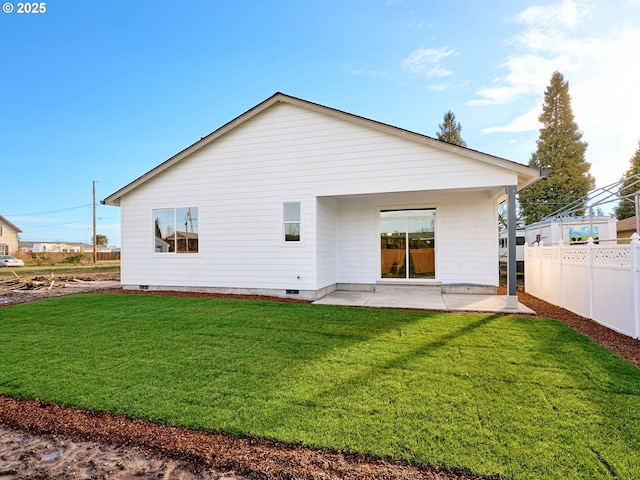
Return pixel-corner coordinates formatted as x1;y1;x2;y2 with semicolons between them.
1;294;639;479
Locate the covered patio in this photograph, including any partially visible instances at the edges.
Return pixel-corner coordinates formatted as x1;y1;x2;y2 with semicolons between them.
313;285;535;314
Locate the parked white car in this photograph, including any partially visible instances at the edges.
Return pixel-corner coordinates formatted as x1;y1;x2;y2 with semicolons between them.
0;255;25;267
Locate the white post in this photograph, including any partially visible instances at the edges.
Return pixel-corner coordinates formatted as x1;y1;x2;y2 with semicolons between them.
631;233;640;339
587;237;594;319
558;239;564;308
538;240;544;300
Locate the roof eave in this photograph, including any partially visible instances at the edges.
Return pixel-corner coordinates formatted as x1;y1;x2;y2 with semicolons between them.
0;215;23;233
103;92;543;205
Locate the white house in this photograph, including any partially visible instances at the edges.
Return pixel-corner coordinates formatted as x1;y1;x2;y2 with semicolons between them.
104;93;541;300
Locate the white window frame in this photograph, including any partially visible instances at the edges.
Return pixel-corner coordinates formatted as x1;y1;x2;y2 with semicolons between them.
283;201;301;244
153;206;200;254
378;206;438;282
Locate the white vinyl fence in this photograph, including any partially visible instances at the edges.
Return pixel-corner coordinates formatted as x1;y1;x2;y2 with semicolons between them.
525;233;640;339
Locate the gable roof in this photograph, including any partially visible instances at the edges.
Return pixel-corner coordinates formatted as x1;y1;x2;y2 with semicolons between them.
617;215;639;233
103;92;542;206
0;215;22;233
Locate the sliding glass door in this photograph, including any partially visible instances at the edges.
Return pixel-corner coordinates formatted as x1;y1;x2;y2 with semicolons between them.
380;209;435;279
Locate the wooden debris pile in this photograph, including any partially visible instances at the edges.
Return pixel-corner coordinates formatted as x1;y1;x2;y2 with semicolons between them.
0;273;112;295
0;273;60;293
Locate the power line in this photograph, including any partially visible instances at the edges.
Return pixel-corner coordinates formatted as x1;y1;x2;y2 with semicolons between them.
24;219;91;229
6;205;92;216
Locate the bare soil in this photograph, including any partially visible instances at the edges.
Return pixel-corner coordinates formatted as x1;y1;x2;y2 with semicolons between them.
1;273;638;479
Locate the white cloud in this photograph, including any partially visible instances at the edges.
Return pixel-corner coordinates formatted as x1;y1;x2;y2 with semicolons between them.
402;47;458;77
482;107;540;134
427;83;450;92
472;0;640;186
513;0;590;31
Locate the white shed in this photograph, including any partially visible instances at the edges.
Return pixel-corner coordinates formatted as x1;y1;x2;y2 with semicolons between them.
103;93;541;300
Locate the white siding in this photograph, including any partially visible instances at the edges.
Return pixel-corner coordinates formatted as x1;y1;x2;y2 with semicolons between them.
0;221;20;256
119;102;514;295
316;197;337;289
335;191;499;287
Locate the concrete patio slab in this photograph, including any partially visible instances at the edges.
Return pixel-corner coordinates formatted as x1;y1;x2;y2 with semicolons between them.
313;291;376;307
313;288;535;315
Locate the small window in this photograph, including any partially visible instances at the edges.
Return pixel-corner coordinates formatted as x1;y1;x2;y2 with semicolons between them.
516;236;526;246
283;202;300;242
154;207;199;253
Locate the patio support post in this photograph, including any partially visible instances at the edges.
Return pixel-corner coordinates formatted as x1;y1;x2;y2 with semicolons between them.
506;185;518;309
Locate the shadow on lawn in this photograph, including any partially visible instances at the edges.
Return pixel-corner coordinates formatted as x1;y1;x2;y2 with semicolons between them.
254;312;640;479
255;313;502;448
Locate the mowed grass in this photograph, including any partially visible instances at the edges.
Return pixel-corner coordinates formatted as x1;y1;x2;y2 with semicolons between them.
1;294;639;479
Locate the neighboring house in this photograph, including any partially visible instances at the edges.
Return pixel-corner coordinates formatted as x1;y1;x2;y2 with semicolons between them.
20;242;113;253
104;93;541;300
0;216;22;256
617;216;639;243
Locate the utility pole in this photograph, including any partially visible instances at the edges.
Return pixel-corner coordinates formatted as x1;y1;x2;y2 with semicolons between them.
93;180;97;264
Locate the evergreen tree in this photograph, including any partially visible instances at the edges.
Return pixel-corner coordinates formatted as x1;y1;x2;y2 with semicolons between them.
519;71;594;224
613;140;640;220
436;111;467;147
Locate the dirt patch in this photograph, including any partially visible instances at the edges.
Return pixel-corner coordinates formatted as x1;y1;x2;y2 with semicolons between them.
0;271;120;308
0;424;224;480
1;275;638;479
0;397;480;480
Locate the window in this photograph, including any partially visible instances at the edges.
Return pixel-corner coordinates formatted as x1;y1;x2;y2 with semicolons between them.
154;207;198;253
380;209;436;279
283;202;300;242
0;244;6;255
500;236;525;247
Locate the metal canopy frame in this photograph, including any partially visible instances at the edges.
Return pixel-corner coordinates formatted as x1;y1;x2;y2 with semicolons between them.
536;174;640;241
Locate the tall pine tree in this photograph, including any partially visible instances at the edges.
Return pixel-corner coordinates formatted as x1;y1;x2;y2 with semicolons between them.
519;71;594;224
436;111;467;147
613;141;640;220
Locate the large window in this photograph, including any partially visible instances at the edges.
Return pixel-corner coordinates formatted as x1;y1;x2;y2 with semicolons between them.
283;202;301;242
380;209;435;279
154;207;198;253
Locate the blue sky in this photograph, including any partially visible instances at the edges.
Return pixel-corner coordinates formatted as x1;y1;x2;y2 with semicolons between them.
2;0;639;246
